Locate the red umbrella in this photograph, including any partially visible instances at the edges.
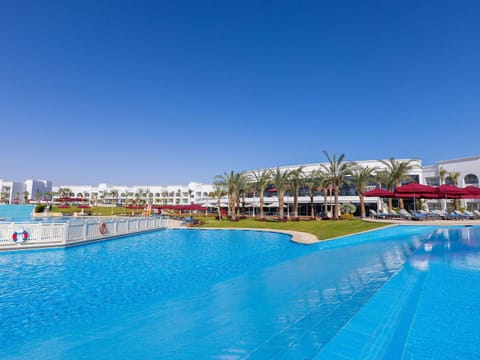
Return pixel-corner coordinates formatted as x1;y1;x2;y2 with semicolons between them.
437;185;468;198
395;183;438;212
58;205;71;209
462;186;480;199
363;189;395;197
268;188;278;192
395;183;438;194
77;205;91;209
186;204;207;211
125;205;144;210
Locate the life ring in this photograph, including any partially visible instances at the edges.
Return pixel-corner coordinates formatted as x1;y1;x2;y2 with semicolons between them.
12;230;28;243
98;222;107;235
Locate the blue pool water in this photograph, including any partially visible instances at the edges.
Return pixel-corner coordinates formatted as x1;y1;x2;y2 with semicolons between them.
0;205;35;221
0;226;477;359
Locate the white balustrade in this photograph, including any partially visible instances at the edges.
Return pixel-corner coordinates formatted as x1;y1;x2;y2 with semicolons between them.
0;216;166;250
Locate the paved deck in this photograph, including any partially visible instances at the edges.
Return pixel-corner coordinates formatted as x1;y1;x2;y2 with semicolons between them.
168;218;480;246
364;218;480;226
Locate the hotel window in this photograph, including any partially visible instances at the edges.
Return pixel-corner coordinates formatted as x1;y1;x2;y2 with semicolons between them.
425;177;440;186
465;174;479;187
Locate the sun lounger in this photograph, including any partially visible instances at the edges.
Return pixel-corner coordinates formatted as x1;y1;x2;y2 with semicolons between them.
454;210;472;219
389;209;402;218
408;210;428;221
398;209;412;220
369;209;388;219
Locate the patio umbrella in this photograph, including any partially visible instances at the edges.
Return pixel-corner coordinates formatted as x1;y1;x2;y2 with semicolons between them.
395;183;438;194
186;204;207;211
363;189;395;197
437;185;468;197
77;204;91;214
394;183;438;212
464;186;480;199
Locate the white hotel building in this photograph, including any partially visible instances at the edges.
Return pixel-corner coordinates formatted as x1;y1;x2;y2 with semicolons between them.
52;182;214;207
0;179;52;204
50;155;480;214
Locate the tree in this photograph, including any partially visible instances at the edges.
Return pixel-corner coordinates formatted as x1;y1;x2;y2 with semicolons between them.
303;169;324;218
439;167;447;185
251;169;272;218
214;170;248;220
349;165;376;219
288;167;304;218
321;151;354;220
380;158;415;210
211;184;225;220
58;187;71;198
448;171;461;210
35;191;43;204
23;191;29;204
110;189;119;215
271;167;291;219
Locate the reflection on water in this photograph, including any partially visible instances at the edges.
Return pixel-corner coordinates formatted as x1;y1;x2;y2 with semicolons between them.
410;226;480;271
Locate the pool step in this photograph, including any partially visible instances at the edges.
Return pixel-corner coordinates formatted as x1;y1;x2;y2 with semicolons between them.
245;270;399;360
314;263;427;359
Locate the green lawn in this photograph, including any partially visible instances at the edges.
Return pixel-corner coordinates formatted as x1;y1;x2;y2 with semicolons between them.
200;218;390;241
49;206;143;216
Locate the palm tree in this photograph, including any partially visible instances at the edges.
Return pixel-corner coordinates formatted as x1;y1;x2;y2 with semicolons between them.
321;151;354;220
379;158;415;210
303;169;324;218
271;167;291;219
211;184;225;220
58;187;71;198
35;191;43;204
288;167;304;218
214;170;248;220
23;191;30;204
448;171;461;210
439;167;447;185
251;169;272;218
110;189;119;215
349;165;377;219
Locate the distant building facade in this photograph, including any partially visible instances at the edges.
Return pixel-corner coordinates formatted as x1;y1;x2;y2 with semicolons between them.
0;180;26;204
24;180;53;202
11;155;479;213
52;182;213;206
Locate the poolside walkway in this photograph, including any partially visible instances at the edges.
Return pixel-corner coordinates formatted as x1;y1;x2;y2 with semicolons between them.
364;218;480;226
168;217;480;246
167;221;320;245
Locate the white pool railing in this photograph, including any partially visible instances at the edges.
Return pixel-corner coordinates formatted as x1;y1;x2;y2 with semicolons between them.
0;216;168;250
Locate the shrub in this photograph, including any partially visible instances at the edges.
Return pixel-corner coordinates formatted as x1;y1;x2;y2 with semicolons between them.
340;202;356;215
340;214;355;220
35;204;47;213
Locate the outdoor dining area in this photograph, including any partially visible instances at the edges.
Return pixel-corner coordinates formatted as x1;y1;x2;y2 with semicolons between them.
364;183;480;221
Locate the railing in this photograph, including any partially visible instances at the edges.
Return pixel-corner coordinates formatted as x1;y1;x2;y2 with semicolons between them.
0;217;167;250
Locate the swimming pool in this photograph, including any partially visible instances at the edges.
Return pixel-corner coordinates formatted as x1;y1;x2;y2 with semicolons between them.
0;226;475;358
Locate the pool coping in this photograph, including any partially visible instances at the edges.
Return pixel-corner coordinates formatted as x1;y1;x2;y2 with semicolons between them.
169;224;405;245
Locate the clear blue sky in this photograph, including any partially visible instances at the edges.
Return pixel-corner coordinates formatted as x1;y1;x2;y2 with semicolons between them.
1;0;479;185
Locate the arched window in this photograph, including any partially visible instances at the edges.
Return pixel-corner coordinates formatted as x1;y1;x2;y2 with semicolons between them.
464;174;479;187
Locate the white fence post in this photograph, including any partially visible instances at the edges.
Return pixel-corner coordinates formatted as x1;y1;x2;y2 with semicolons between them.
63;223;69;245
